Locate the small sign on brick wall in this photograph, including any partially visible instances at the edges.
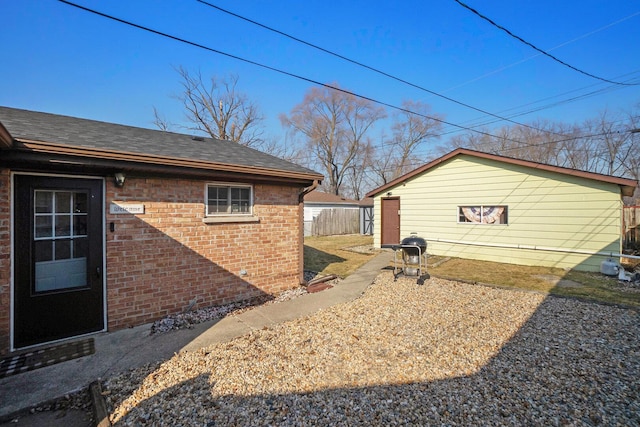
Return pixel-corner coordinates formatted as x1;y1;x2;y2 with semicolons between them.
110;203;145;214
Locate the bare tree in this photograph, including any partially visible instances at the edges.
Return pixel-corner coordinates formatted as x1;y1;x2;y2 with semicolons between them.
438;109;640;188
152;106;172;131
345;136;375;199
623;107;640;188
583;110;637;176
441;120;579;166
281;84;386;196
369;131;395;186
256;134;302;163
154;67;265;147
371;100;443;184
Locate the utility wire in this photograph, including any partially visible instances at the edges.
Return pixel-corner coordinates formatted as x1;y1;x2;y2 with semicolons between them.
487;70;640;117
58;0;636;159
434;66;640;133
443;11;640;93
368;111;635;155
370;133;636;175
195;0;566;136
383;128;636;174
488;73;639;127
452;0;638;86
56;0;532;146
438;71;640;137
198;1;640;141
202;0;639;139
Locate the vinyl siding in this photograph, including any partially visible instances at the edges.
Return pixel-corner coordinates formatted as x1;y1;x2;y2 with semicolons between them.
373;155;623;271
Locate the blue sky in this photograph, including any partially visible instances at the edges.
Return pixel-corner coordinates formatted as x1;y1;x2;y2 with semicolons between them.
2;0;639;150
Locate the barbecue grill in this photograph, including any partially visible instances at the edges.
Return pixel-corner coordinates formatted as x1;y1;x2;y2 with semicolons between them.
387;233;429;285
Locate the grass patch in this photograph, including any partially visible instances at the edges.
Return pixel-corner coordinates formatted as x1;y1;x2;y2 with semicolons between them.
304;235;377;278
429;256;640;307
303;235;640;307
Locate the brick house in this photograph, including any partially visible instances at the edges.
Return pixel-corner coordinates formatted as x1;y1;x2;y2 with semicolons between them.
0;107;322;354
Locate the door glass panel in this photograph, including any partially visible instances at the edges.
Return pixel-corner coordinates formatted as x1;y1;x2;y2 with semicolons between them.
35;191;53;213
55;192;71;213
73;237;88;258
35;240;53;262
34;190;88;292
35;258;87;292
55;240;71;260
35;216;53;238
74;193;87;213
55;215;71;237
74;216;87;236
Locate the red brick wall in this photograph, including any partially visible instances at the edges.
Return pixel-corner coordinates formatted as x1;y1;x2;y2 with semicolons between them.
0;170;10;354
0;173;302;354
105;177;303;330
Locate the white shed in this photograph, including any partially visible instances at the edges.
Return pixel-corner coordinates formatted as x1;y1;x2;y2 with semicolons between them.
303;191;360;236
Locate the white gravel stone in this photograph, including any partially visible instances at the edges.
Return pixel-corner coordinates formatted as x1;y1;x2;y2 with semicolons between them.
104;272;640;426
150;271;329;335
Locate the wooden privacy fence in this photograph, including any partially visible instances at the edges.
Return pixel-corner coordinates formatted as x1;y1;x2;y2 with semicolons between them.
623;206;640;250
311;208;359;236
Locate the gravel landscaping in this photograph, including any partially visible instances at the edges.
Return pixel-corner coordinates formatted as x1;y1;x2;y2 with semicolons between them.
150;271;337;335
103;272;640;426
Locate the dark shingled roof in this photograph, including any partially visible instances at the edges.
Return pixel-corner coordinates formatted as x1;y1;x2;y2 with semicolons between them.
0;106;321;178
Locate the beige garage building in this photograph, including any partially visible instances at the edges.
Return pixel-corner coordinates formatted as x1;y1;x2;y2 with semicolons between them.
366;148;636;271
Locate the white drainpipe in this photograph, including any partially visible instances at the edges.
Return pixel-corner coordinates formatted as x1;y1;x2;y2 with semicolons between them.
426;237;640;260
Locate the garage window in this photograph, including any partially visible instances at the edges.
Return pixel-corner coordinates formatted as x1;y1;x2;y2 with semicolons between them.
206;183;252;216
458;206;508;224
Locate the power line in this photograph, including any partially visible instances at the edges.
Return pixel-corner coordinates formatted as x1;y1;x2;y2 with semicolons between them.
197;0;640;144
194;0;567;137
58;0;638;161
442;11;640;93
56;0;533;146
438;71;640;137
368;110;635;156
373;128;637;175
452;0;639;86
488;70;640;117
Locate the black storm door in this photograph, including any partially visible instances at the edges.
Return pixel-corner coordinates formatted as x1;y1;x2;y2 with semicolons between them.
14;175;104;348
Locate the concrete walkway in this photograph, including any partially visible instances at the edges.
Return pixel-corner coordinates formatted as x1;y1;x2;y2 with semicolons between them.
0;251;392;421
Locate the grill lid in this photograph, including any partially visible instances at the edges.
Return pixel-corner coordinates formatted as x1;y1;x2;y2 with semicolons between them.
401;235;427;252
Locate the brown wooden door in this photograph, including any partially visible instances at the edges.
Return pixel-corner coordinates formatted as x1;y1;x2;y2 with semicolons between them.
381;198;400;245
14;175;104;348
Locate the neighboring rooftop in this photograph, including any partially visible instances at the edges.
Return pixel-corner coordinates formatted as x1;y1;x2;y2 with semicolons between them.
359;197;374;206
304;190;359;204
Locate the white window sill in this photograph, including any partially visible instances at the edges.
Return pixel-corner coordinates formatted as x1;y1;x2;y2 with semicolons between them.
203;215;260;224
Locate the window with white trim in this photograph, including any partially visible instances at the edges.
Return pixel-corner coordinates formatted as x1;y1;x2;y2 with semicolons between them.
206;183;252;216
458;206;508;224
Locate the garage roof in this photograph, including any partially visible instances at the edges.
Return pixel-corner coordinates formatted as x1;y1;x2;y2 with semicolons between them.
366;148;637;198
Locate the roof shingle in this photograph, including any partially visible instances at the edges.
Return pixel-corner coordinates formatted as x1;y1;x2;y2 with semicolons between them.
0;107;321;178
